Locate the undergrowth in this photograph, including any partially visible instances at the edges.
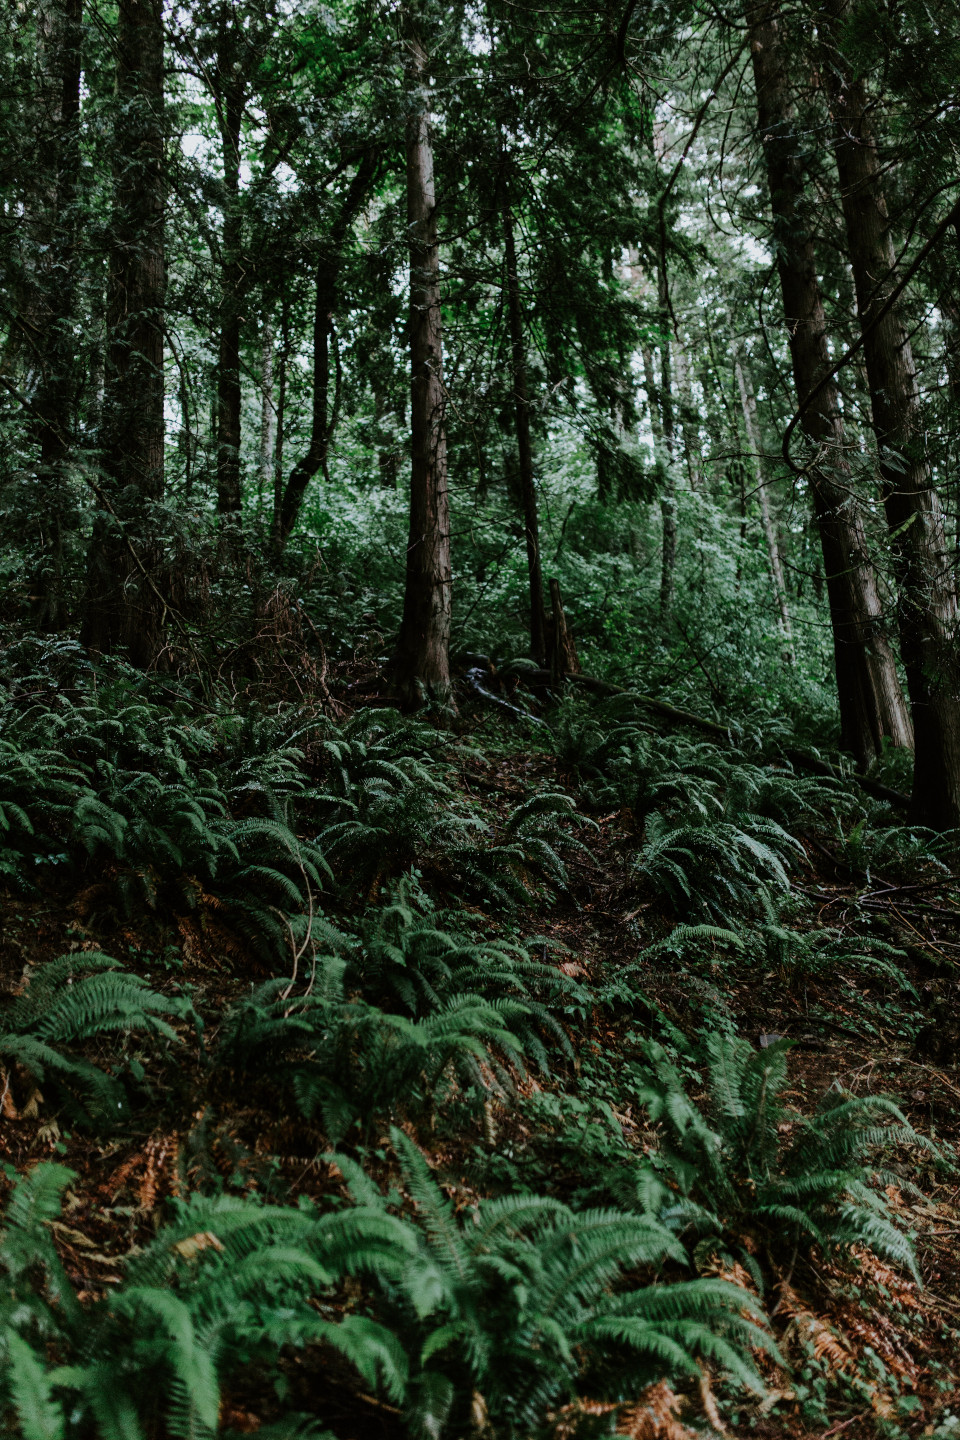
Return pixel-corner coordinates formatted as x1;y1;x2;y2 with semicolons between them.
0;647;956;1439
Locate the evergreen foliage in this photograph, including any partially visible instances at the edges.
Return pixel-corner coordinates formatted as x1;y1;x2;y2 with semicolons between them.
1;953;190;1124
634;1032;927;1282
331;1128;779;1438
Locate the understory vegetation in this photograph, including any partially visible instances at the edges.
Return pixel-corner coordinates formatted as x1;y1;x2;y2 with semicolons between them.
1;635;959;1439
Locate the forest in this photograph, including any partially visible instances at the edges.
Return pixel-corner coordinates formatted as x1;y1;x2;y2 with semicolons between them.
2;0;960;1434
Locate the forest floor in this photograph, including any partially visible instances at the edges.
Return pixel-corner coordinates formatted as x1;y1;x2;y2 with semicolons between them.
2;663;960;1440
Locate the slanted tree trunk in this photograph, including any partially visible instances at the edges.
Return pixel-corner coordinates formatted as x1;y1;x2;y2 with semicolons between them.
24;0;82;630
274;256;333;551
392;23;452;707
501;180;546;665
273;156;374;553
746;0;912;767
818;0;958;823
734;348;794;658
81;0;165;667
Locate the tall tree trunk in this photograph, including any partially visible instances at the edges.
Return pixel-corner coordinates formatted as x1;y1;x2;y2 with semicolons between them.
272;287;289;541
392;23;452;707
818;0;958;823
216;70;244;536
81;0;165;667
672;339;702;490
258;315;275;512
25;0;82;630
274;157;374;553
656;267;677;619
274;258;331;551
747;0;912;767
501;184;546;665
734;348;795;658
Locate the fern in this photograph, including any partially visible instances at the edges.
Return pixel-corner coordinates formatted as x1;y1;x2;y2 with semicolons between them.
350;874;585;1067
0;1173;408;1440
1;954;191;1125
215;956;530;1141
634;1030;929;1282
331;1127;778;1438
639;812;801;926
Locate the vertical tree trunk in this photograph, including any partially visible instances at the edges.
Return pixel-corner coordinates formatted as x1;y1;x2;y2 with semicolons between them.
392;23;452;707
258;316;275;512
81;0;165;667
746;0;912;767
656;267;677;619
26;0;82;630
818;0;958;823
672;339;702;490
216;68;244;535
272;288;289;545
643;337;677;610
734;348;795;658
501;185;546;665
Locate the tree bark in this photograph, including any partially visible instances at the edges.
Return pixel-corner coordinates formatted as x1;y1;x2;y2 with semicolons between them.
24;0;82;630
258;316;275;511
392;23;452;707
272;287;289;540
216;62;244;536
673;339;702;490
501;184;547;666
273;156;375;553
655;266;678;619
274;257;332;551
81;0;166;668
818;0;959;824
746;0;913;767
734;347;795;659
642;338;678;613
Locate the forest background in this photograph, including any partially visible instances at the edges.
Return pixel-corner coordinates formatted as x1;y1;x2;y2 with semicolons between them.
3;0;960;1437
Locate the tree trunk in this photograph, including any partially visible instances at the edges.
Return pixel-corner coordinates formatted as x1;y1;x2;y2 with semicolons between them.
25;0;82;630
258;316;275;513
642;339;677;613
501;185;546;665
818;0;959;823
655;266;678;619
216;73;244;536
392;24;452;707
673;339;702;490
274;258;332;551
746;0;912;767
81;0;165;668
734;348;795;658
274;156;375;553
272;287;289;543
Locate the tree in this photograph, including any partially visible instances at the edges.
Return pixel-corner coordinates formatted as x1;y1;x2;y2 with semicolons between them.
274;155;378;554
20;0;83;630
733;346;793;659
746;0;913;765
392;13;452;706
818;0;960;823
499;159;547;665
81;0;166;667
